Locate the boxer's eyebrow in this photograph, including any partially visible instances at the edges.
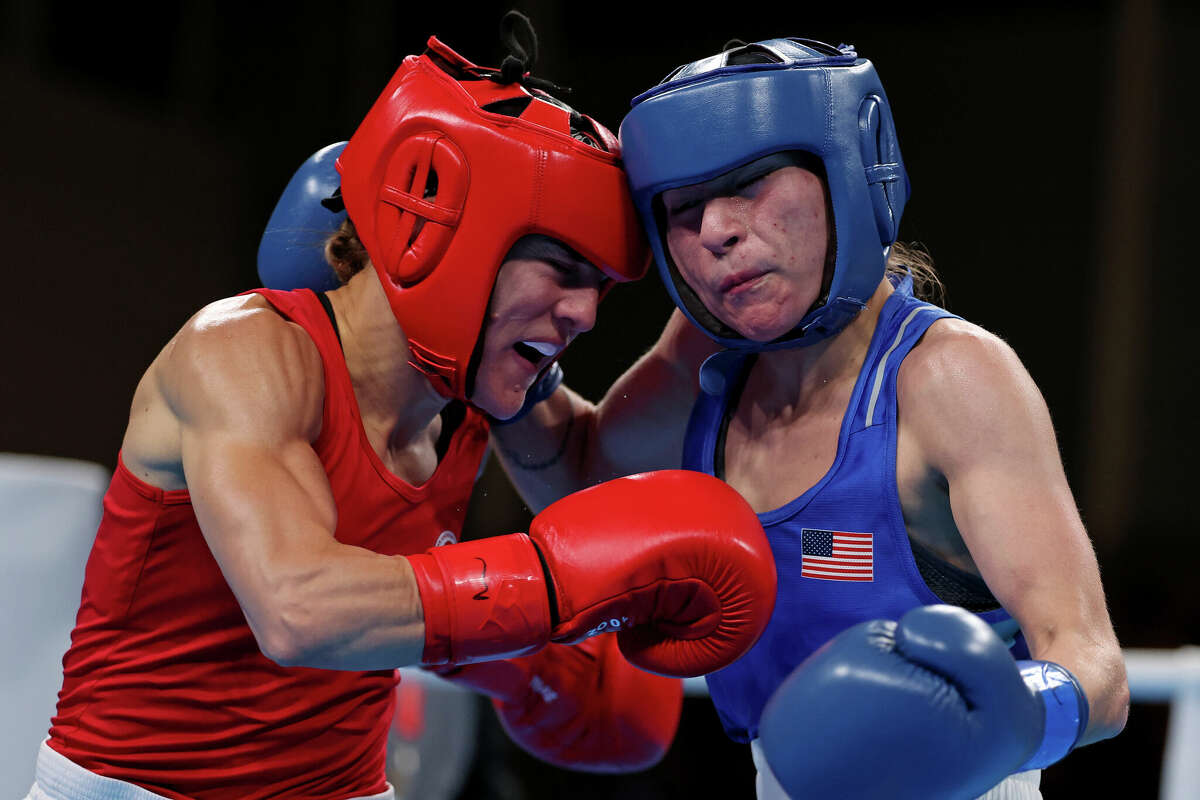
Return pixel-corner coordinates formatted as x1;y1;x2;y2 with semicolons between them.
663;166;754;212
665;151;805;212
514;236;606;289
547;253;607;291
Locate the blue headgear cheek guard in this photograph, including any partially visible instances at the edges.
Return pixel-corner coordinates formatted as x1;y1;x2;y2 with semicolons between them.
619;39;910;351
257;141;348;292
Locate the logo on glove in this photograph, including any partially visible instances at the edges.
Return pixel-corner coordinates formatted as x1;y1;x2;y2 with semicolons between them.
472;557;489;601
585;616;631;638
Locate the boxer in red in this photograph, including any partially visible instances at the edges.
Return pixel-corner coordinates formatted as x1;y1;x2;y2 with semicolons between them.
28;17;776;800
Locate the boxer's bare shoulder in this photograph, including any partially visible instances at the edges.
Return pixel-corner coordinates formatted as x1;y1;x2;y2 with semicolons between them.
897;318;1055;477
895;318;1045;559
121;294;324;491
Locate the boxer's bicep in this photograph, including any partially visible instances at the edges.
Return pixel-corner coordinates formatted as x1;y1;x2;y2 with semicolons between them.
165;302;340;659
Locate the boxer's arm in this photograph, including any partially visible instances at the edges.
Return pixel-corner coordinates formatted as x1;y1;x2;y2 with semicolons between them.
491;309;718;512
162;308;773;677
900;320;1129;744
161;298;427;670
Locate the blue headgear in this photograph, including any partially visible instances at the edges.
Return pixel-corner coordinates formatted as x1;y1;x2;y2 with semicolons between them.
257;142;347;292
620;38;909;351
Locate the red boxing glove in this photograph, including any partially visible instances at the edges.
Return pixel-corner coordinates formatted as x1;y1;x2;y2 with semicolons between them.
434;636;683;772
408;470;775;677
534;470;776;676
408;532;552;665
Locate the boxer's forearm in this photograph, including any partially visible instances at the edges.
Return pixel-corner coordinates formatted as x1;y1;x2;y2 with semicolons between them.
490;385;600;512
252;543;427;670
493;372;698;516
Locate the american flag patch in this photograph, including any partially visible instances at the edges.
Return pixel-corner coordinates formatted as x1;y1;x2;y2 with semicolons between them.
801;528;874;581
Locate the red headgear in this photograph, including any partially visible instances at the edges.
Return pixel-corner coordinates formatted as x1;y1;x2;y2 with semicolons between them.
337;36;649;400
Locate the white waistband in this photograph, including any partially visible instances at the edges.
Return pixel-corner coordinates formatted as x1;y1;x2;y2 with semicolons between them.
30;741;395;800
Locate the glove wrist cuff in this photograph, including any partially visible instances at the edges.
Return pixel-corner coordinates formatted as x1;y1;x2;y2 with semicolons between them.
1015;659;1090;770
408;533;552;666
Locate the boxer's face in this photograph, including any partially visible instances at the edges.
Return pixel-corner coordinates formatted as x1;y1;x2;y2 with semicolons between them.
471;241;605;419
662;154;830;342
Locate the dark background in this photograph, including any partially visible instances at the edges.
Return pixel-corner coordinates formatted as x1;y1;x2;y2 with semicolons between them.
3;0;1196;796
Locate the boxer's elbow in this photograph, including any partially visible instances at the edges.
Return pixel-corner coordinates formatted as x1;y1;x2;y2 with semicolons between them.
257;630;306;667
1090;659;1131;744
254;612;321;667
1032;620;1130;746
250;582;332;667
1078;648;1131;746
1106;679;1132;740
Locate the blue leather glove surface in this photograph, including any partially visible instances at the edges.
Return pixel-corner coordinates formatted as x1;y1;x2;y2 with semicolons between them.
758;605;1049;800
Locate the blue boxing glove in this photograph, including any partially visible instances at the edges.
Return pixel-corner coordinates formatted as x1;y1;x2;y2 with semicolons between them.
758;605;1088;800
257;142;347;291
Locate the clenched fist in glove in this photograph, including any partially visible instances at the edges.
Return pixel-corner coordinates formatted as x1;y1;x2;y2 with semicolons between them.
407;469;777;678
758;605;1088;799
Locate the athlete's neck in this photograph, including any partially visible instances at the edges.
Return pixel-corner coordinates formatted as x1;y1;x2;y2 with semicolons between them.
752;277;894;416
324;268;449;448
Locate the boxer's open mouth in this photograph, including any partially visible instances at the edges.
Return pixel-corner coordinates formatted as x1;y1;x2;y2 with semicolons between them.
514;340;558;365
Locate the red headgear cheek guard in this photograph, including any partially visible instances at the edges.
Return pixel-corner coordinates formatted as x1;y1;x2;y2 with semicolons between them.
337;36;649;402
378;133;468;285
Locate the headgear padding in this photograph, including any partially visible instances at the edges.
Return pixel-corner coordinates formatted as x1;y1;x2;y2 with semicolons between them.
257;142;346;293
337;36;649;401
620;38;909;350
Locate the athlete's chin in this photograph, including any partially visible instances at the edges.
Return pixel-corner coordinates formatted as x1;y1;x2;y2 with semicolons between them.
470;390;514;420
472;352;538;418
715;298;804;343
472;378;531;420
720;311;797;343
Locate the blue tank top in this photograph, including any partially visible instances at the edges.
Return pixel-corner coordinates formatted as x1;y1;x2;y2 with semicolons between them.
684;276;1026;743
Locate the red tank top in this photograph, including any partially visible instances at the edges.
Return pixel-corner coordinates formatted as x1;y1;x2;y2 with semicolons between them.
48;289;489;799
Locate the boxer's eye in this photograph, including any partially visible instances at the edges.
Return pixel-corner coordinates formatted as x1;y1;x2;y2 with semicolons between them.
666;197;702;218
735;173;767;192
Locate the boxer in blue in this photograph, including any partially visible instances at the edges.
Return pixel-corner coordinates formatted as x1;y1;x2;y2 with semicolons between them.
489;38;1129;798
265;36;1129;799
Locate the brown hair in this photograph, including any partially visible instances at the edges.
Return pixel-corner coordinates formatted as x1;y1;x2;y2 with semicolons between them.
887;241;944;306
324;219;370;284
